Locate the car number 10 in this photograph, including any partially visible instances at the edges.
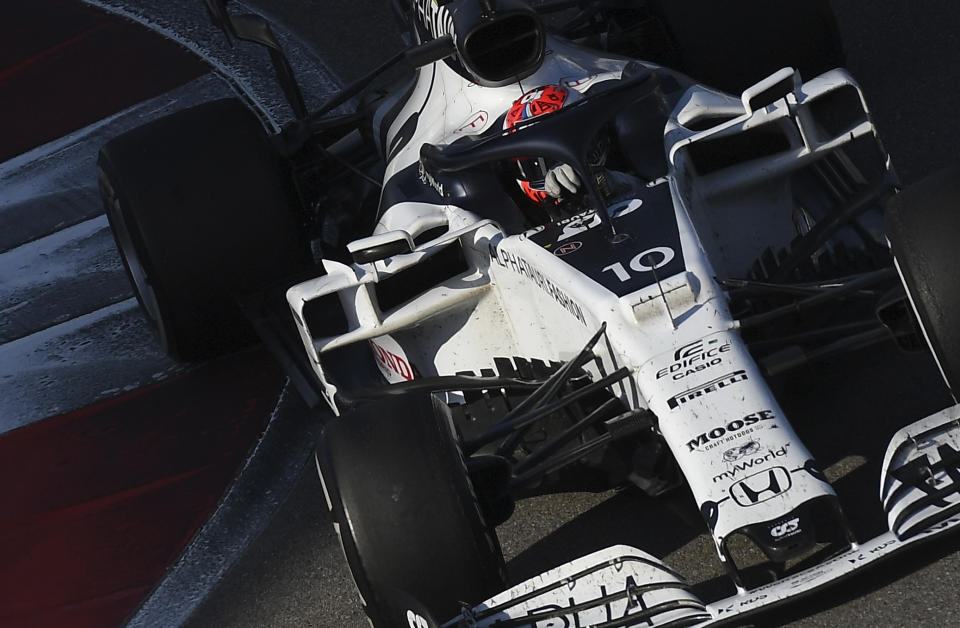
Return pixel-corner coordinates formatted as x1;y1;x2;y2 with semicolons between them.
602;246;675;282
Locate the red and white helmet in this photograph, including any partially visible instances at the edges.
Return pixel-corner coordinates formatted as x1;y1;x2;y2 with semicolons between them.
503;84;571;203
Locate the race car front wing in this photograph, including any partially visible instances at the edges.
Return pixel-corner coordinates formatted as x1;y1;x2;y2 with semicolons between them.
442;402;960;627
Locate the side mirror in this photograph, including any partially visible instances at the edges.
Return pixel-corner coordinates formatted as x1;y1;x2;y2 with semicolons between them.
347;230;415;264
404;35;457;68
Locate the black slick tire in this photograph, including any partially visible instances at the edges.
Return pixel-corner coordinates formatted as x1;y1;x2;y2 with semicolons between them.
885;164;960;393
316;392;506;626
98;98;312;361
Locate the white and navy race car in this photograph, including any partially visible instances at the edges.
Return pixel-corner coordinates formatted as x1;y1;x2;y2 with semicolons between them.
99;0;960;625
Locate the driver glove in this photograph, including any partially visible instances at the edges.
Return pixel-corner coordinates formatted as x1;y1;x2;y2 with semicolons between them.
544;163;581;198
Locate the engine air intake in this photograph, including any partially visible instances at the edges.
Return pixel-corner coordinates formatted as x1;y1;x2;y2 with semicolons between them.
452;0;545;87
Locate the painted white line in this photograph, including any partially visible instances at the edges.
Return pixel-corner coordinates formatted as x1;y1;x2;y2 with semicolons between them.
0;298;183;435
0;297;137;373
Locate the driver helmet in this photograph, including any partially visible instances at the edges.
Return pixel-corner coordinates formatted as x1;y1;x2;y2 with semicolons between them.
504;84;610;204
504;84;572;204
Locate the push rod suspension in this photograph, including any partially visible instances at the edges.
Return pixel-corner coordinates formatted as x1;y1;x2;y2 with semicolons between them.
469;366;632;454
737;267;896;330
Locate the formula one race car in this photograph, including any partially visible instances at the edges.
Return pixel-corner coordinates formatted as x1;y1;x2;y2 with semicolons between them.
98;0;960;626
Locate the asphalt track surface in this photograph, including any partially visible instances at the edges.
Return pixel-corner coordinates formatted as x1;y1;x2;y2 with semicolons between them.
4;1;960;627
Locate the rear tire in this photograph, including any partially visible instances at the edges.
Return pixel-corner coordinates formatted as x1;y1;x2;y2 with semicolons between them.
316;392;506;626
98;98;312;361
885;165;960;393
647;0;845;93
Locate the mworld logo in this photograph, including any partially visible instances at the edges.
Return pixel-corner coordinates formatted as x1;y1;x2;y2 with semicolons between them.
730;466;792;506
712;445;791;483
657;337;732;380
667;370;748;409
686;410;776;452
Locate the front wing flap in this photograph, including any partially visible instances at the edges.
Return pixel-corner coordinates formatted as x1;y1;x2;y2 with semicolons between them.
444;404;960;627
444;545;710;628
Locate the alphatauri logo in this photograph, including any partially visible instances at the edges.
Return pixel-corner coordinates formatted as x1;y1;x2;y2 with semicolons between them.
770;517;801;539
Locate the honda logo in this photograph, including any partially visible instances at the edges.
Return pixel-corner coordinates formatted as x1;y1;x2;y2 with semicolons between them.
730;466;792;506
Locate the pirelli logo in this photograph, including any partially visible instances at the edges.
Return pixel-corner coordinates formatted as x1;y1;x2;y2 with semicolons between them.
667;370;748;409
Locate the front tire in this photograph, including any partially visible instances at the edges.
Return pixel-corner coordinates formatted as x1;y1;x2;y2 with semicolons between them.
98;98;312;361
316;392;506;626
886;165;960;394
